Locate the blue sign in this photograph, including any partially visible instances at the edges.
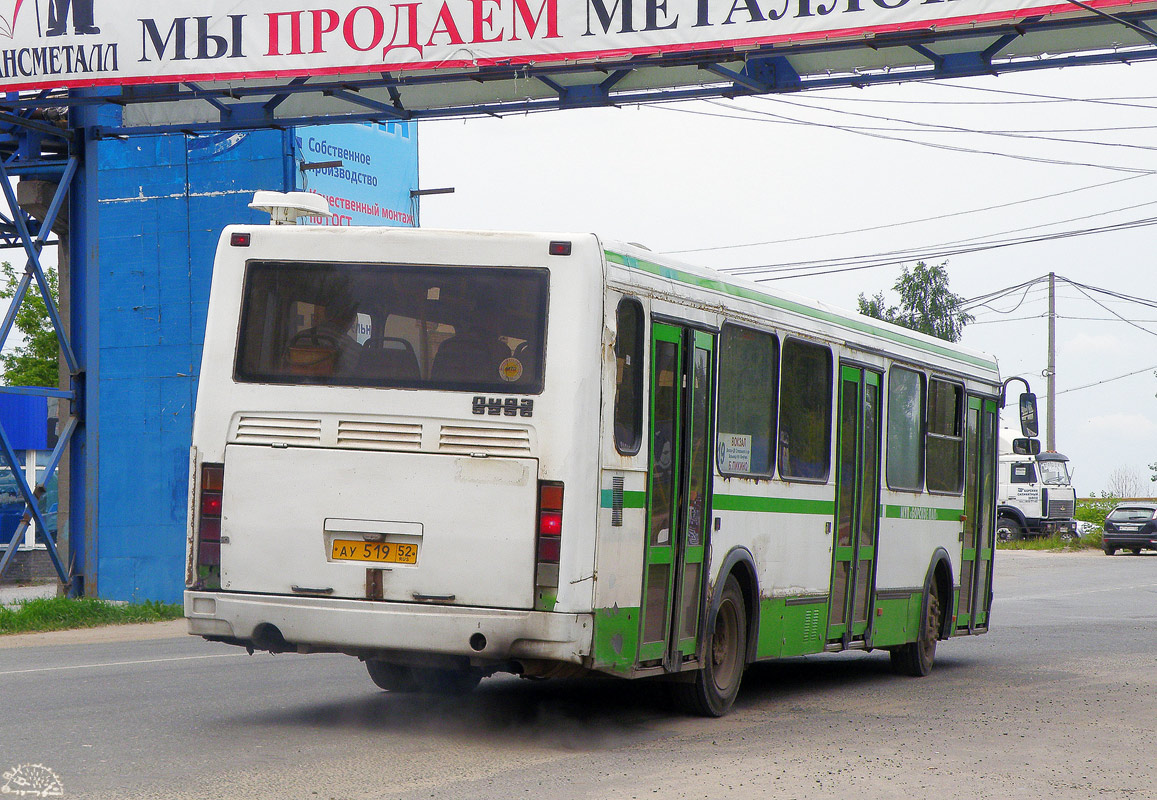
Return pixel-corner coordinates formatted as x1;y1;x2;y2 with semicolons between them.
294;122;418;227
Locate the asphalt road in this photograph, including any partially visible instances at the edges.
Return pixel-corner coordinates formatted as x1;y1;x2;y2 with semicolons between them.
1;550;1154;799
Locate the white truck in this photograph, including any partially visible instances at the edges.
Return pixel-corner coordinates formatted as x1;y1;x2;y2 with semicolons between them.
997;430;1077;541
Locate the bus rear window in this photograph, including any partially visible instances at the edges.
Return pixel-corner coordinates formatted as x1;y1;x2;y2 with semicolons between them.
234;261;549;393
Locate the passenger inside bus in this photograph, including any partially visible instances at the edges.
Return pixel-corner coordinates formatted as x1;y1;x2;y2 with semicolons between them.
282;299;361;378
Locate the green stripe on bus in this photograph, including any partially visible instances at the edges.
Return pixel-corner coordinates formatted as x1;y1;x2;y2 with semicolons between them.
882;504;964;522
712;494;835;515
604;250;998;372
599;490;647;509
602;490;958;521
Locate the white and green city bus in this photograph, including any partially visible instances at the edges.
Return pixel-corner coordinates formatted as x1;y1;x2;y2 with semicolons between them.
185;192;1014;716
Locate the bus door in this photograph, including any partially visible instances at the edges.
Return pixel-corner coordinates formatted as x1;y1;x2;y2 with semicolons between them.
639;323;715;671
828;365;882;646
959;396;998;631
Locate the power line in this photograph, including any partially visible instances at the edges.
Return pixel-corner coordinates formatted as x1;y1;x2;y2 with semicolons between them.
970;313;1157;325
928;81;1157;113
963;276;1048;306
656;101;1157;175
970;286;1053;313
723;215;1157;281
904;197;1157;256
788;91;1157;107
749;94;1157;156
1063;281;1157;338
965;279;1045;314
661;173;1150;255
1057;364;1157;395
1061;277;1157;311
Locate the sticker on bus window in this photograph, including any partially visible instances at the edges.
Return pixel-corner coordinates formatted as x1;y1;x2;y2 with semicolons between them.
499;358;524;382
719;433;753;473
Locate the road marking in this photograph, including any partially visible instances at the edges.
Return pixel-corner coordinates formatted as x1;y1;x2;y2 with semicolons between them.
998;582;1157;602
0;651;250;676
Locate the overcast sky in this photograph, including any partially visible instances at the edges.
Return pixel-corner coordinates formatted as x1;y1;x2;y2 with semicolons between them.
418;59;1157;497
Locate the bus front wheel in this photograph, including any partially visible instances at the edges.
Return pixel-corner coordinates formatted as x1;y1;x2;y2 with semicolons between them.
890;580;942;677
673;574;747;717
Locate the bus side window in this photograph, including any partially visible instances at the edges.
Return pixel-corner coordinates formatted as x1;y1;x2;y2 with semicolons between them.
613;298;644;456
886;366;925;492
778;340;833;482
717;323;778;477
926;379;965;494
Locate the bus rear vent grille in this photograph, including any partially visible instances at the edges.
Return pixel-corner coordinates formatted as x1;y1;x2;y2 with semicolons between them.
439;425;532;456
337;420;422;450
234;416;322;445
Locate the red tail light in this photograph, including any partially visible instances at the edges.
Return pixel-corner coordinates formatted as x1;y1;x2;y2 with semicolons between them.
539;511;562;538
537;533;562;563
535;481;563;610
197;463;224;580
201;493;222;517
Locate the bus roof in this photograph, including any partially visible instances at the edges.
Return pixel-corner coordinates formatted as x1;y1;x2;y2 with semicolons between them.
601;240;999;377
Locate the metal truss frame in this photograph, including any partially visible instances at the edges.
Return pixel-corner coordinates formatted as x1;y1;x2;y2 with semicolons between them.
0;110;80;588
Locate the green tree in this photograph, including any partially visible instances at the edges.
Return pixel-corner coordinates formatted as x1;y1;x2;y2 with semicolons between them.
0;262;61;387
857;260;974;343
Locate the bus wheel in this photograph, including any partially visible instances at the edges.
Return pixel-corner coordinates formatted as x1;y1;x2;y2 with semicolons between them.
366;660;418;693
996;515;1023;542
673;574;747;717
890;580;942;677
411;667;483;696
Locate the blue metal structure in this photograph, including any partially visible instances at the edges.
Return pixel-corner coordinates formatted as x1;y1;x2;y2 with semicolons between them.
0;118;79;590
93;127;295;602
1;5;1156;595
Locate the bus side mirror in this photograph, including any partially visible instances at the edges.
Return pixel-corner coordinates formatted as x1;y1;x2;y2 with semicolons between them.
1012;437;1041;456
1019;392;1039;438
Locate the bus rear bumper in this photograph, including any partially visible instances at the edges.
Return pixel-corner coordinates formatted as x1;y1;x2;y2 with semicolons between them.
184;590;593;666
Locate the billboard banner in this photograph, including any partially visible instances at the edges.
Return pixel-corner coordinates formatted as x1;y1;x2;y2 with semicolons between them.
0;0;1142;92
293;122;418;227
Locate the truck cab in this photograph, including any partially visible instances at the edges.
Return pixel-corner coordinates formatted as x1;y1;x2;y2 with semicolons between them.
997;431;1077;540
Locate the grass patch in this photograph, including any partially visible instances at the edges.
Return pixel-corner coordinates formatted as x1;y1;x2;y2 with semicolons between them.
0;596;183;635
997;529;1102;552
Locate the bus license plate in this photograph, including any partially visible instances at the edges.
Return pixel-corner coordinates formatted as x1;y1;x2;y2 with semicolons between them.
330;539;418;565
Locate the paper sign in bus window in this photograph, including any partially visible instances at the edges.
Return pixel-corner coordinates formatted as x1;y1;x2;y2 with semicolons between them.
719;433;752;473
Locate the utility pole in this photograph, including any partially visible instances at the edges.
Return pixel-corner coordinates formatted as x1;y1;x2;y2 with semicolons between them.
1046;272;1056;451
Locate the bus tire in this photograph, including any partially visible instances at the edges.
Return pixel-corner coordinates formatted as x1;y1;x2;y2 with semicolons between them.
673;574;747;717
996;515;1023;542
890;579;942;677
366;660;418;693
